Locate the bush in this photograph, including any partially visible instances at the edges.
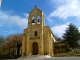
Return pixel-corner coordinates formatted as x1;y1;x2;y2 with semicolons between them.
0;54;21;59
53;48;58;54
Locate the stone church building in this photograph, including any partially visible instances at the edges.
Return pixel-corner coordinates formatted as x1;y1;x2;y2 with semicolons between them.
22;6;55;57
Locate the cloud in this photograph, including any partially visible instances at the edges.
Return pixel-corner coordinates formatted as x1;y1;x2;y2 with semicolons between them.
0;10;28;29
78;27;80;32
49;0;80;20
44;14;53;24
51;23;69;37
23;13;29;18
0;10;28;36
0;0;2;8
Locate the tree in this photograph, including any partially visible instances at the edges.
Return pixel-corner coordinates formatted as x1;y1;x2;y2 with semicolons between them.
15;34;22;55
62;23;80;47
0;36;5;46
6;34;22;55
54;35;63;41
6;35;13;54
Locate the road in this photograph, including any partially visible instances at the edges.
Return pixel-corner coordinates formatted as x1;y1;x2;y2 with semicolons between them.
17;55;80;60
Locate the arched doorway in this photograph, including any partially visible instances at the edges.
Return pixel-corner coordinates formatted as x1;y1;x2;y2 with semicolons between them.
32;42;38;55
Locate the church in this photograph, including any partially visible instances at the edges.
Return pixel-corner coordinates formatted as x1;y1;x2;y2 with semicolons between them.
22;6;55;57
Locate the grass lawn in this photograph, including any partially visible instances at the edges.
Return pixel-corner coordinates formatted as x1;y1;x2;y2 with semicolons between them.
64;50;80;54
54;51;80;57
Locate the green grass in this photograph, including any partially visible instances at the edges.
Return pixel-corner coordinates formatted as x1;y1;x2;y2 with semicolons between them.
62;50;80;55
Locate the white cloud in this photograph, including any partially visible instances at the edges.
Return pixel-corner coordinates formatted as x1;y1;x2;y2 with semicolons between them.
0;0;2;8
49;0;80;20
51;23;69;37
23;13;29;18
0;10;28;29
0;10;28;36
78;27;80;32
44;14;53;24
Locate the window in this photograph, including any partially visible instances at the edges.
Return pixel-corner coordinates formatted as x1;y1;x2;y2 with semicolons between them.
32;16;35;25
35;31;37;36
37;16;40;24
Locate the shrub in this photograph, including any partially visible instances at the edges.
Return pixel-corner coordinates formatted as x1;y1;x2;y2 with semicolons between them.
53;48;58;54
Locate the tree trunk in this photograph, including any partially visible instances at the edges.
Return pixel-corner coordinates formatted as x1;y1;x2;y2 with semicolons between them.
17;47;20;56
13;47;14;54
9;47;10;54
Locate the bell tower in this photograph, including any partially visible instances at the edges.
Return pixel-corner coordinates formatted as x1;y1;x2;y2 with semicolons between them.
28;5;44;28
26;6;44;55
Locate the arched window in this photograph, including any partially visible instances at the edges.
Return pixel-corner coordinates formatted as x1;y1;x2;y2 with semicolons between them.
32;16;35;25
35;31;37;36
37;16;40;24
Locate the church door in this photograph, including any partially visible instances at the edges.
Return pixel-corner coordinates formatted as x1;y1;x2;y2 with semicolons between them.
32;42;38;55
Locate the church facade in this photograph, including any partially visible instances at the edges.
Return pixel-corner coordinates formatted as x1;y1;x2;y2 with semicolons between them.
22;6;55;57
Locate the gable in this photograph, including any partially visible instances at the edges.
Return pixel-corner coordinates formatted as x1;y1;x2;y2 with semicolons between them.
29;6;42;16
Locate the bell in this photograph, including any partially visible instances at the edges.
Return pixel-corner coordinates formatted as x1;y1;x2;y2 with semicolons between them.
32;19;35;23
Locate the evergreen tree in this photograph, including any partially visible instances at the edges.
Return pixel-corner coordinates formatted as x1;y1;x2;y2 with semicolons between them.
62;23;80;47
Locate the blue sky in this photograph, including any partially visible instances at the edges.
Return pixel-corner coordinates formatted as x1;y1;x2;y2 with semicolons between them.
0;0;80;37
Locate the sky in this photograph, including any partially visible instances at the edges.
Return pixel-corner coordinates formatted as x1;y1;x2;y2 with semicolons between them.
0;0;80;37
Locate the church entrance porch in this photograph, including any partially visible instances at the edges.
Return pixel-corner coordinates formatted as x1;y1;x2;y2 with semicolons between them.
32;42;38;55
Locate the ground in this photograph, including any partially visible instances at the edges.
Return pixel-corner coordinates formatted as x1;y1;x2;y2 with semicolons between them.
17;55;80;60
0;51;80;59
